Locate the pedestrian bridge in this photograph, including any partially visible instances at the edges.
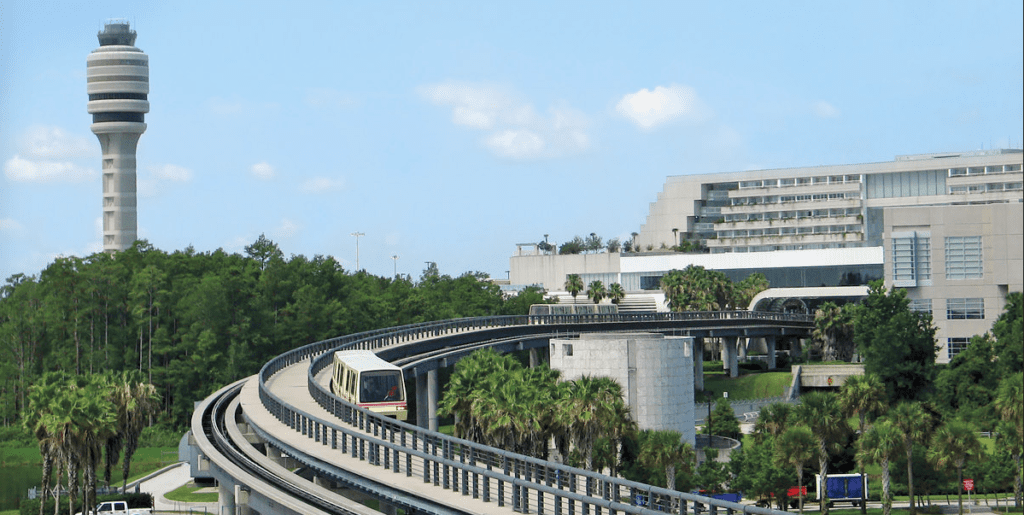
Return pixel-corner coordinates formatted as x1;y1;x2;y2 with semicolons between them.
191;311;812;514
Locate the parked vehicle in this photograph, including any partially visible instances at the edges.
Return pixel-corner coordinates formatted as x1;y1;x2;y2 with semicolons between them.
74;500;151;515
754;486;807;509
815;473;867;507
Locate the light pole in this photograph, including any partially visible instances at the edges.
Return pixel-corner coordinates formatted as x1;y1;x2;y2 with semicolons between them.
350;232;364;271
392;255;400;277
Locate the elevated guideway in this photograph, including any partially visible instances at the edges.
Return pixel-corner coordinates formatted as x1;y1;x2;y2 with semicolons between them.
193;312;813;515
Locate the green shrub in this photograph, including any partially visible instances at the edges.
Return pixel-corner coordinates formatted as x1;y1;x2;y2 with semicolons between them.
0;426;35;448
139;424;185;447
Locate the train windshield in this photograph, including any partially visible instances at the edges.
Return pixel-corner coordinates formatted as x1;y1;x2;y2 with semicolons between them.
359;371;404;403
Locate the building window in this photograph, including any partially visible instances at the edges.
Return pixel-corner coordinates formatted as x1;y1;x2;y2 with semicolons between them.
945;236;983;279
892;232;931;287
563;344;573;357
947;337;971;360
946;298;984;319
909;299;932;314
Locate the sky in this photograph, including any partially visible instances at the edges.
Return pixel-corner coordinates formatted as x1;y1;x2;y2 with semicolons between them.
2;1;1022;283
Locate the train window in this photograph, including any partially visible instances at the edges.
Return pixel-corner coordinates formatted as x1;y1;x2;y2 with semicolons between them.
359;371;404;403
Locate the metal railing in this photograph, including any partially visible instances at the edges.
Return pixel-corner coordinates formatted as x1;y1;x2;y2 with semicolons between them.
256;312;811;515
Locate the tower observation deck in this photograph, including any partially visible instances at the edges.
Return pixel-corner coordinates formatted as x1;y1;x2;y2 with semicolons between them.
87;21;149;252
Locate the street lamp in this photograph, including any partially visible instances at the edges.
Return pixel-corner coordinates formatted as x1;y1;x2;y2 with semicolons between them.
392;255;400;277
350;232;364;271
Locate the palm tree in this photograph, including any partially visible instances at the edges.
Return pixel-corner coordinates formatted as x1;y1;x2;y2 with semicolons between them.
564;274;584;304
812;302;855;361
753;402;793;443
587;281;606;305
23;372;67;515
775;425;816;515
928;419;982;515
120;376;159;491
639;429;694;491
995;371;1024;506
556;375;626;469
794;391;847;515
889;401;934;515
607;283;626;305
858;419;903;515
840;374;887;515
994;417;1024;509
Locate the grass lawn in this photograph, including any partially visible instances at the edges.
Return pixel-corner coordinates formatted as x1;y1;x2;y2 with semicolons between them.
164;482;219;503
703;371;792;400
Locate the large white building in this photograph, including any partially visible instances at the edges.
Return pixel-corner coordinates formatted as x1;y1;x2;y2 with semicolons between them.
510;149;1023;363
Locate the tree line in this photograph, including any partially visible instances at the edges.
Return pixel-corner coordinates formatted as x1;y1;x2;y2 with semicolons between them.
722;285;1022;515
1;236;543;431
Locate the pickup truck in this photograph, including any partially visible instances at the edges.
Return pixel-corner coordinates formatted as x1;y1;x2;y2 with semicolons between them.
74;500;152;515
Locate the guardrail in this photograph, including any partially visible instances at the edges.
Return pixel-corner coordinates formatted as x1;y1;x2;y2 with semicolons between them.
256;312;811;515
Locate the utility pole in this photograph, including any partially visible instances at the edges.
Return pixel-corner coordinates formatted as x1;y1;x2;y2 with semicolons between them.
350;232;364;271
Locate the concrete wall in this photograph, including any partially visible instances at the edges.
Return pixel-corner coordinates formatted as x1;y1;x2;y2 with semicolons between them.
549;333;696;446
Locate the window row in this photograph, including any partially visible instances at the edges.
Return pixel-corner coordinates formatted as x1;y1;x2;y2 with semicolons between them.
729;191;859;206
948;164;1021;176
722;207;861;222
891;235;982;282
737;175;863;189
946;298;984;319
719;225;862;238
949;182;1023;194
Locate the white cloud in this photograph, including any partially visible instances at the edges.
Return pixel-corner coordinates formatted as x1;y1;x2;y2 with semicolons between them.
21;126;96;159
153;164;193;182
486;130;545;159
305;88;357;109
616;84;711;130
251;162;275;180
271;219;301;239
813;100;840;118
299;176;345;194
139;164;193;198
3;125;98;183
3;155;95;182
0;219;23;231
419;81;590;160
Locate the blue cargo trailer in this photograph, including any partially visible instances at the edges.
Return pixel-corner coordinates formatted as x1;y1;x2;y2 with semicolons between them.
815;473;867;507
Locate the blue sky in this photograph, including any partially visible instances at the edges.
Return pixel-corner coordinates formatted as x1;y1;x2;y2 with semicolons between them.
2;1;1022;282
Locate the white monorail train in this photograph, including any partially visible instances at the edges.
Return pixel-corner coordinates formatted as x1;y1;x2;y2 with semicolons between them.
331;350;408;421
528;303;618;316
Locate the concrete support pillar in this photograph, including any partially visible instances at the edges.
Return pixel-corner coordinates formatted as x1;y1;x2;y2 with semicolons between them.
737;337;748;360
693;338;704;391
766;335;777;370
722;337;738;378
790;338;803;361
427;369;439;432
529;348;538;368
380;502;400;515
218;482;235;515
416;373;428;428
234;485;251;515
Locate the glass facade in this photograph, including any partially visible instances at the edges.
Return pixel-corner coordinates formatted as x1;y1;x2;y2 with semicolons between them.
865;169;945;198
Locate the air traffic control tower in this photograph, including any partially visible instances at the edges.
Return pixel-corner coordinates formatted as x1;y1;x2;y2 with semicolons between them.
87;21;149;252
